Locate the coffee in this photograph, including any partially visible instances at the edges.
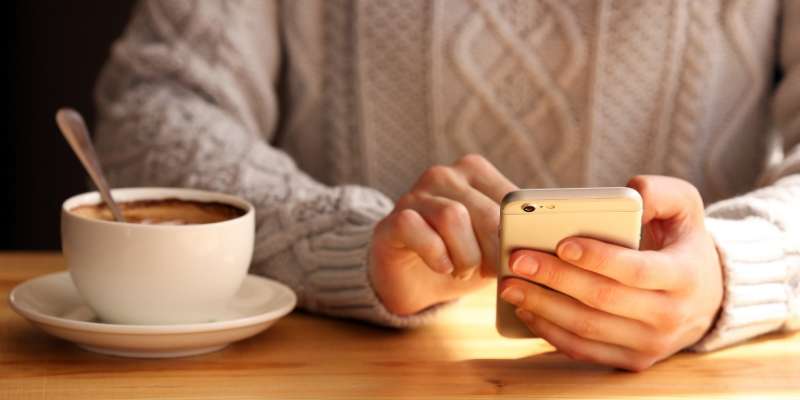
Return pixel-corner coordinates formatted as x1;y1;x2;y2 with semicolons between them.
70;198;245;225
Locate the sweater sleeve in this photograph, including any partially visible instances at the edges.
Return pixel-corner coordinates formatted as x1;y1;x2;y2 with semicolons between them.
93;0;435;328
692;1;800;351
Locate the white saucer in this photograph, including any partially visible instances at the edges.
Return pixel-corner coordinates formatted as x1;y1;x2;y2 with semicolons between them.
9;271;296;358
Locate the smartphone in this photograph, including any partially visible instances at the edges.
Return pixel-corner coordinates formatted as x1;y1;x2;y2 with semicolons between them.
496;187;643;338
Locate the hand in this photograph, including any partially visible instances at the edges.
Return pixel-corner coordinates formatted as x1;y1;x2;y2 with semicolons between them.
499;175;723;371
370;154;518;316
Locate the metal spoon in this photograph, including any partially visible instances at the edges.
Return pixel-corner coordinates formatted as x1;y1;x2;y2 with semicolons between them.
56;108;126;223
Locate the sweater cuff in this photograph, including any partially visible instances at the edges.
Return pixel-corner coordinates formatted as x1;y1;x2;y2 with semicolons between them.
691;217;794;351
285;186;446;328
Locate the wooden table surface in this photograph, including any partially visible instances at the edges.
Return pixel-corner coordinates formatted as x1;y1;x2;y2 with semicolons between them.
1;252;798;399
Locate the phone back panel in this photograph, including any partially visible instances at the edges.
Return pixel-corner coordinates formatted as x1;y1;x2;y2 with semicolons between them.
497;188;642;338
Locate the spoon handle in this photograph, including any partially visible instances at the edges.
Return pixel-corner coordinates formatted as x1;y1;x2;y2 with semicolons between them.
56;108;126;223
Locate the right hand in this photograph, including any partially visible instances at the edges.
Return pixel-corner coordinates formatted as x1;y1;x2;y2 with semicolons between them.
369;154;518;316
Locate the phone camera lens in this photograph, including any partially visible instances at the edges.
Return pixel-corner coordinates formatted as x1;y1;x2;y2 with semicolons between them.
522;203;536;212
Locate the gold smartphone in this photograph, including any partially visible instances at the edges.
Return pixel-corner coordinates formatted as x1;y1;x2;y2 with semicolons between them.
496;187;643;338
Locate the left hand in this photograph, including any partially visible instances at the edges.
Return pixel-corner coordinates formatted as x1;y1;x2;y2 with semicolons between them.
370;154;517;316
499;175;723;371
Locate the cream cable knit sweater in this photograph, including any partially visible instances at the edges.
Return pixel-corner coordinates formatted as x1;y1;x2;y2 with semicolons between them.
94;0;799;351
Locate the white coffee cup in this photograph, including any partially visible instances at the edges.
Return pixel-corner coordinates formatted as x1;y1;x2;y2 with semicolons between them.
61;187;255;325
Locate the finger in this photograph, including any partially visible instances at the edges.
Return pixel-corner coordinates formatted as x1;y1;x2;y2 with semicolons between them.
407;195;483;278
509;249;667;323
424;184;501;276
375;209;454;274
414;164;470;195
556;237;688;290
426;155;516;275
627;175;704;226
515;311;656;372
453;154;518;203
411;156;517;276
500;278;653;352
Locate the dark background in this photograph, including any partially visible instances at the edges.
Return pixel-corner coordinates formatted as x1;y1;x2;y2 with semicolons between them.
9;1;136;250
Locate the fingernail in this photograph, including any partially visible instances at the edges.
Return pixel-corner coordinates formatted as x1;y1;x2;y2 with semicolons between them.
512;255;538;276
500;287;524;305
455;269;473;280
438;256;454;274
560;241;583;261
515;308;534;323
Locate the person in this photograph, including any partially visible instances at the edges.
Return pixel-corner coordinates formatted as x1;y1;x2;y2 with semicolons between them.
93;0;799;371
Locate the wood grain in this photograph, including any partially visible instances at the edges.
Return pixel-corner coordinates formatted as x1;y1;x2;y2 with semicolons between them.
1;252;798;399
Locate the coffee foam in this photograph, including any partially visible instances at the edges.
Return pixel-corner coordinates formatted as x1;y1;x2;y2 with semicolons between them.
70;198;245;225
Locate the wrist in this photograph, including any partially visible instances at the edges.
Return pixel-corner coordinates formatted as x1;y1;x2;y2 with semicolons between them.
367;246;429;316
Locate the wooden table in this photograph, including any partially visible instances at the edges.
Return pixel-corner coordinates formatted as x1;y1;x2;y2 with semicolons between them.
1;252;798;399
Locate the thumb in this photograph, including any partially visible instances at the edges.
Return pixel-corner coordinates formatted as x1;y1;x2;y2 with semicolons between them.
627;175;704;226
